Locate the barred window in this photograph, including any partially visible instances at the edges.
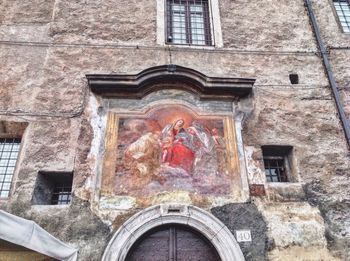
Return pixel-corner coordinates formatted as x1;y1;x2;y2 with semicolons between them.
0;138;21;198
32;171;73;205
264;157;288;182
166;0;212;45
262;146;293;183
333;0;350;32
51;186;72;205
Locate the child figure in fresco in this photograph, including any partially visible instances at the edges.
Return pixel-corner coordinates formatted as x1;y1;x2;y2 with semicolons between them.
161;136;173;163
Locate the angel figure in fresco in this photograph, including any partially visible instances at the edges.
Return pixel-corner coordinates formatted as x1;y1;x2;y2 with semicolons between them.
161;119;215;174
186;123;217;175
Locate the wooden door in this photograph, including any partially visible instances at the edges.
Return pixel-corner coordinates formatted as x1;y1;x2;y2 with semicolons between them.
126;225;221;261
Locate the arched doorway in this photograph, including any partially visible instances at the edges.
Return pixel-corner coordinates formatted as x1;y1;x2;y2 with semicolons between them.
125;224;221;261
102;204;245;261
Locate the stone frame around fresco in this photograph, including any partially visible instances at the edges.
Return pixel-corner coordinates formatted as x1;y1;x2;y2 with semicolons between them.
99;105;245;206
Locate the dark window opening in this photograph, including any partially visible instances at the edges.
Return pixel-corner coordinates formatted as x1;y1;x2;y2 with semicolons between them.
166;0;212;46
333;0;350;33
289;74;299;84
262;145;293;182
32;171;73;205
0;138;21;198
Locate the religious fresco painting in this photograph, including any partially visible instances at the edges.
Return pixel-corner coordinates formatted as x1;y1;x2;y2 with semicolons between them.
101;105;240;197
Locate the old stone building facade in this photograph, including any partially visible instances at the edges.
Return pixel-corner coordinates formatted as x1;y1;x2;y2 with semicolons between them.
0;0;349;260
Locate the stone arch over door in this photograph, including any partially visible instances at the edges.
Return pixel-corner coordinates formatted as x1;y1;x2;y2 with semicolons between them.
102;204;245;261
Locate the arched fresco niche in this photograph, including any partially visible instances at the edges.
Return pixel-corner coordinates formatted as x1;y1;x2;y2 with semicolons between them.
87;65;255;208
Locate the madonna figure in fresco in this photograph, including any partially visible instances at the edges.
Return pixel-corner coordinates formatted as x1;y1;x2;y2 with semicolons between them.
161;119;195;173
161;119;214;174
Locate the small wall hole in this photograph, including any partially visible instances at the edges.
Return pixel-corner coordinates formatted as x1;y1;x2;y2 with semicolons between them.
289;74;299;84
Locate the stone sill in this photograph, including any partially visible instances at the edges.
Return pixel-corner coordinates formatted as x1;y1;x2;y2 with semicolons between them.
266;182;302;187
164;43;218;50
31;204;70;210
30;205;71;216
265;182;306;202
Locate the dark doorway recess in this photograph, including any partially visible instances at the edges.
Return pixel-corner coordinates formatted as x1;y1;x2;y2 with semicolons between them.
125;224;221;261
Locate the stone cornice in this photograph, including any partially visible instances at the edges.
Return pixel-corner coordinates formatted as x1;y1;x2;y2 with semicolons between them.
86;64;255;100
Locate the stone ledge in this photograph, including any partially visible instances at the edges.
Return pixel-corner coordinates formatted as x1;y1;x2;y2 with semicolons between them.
265;182;306;202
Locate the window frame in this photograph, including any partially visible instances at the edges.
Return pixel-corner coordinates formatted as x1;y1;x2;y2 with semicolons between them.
332;0;350;33
0;122;28;200
32;171;73;206
0;138;22;198
166;0;213;46
156;0;223;48
262;145;294;183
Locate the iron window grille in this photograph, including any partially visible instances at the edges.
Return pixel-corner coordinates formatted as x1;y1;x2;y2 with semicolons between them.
264;156;288;182
51;186;72;205
166;0;212;46
0;138;21;198
333;0;350;32
262;145;293;183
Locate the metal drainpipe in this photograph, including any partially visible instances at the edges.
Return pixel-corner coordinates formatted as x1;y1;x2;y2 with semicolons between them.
304;0;350;148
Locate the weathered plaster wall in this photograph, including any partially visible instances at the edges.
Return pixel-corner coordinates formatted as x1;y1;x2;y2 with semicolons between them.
302;1;350;259
0;0;349;260
1;0;316;49
9;198;110;260
211;203;267;261
308;0;350;124
244;80;350;259
220;0;316;51
51;0;156;45
329;50;350;120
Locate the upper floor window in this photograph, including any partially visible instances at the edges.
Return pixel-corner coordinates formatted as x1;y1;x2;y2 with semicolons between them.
0;138;21;198
333;0;350;33
166;0;212;46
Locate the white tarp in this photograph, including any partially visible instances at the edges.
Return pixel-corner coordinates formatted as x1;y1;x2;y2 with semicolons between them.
0;210;78;261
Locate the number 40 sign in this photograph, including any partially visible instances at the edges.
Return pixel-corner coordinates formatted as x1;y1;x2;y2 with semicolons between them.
235;230;252;242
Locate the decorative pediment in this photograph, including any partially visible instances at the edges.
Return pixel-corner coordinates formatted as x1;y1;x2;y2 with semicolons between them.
86;65;255;100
